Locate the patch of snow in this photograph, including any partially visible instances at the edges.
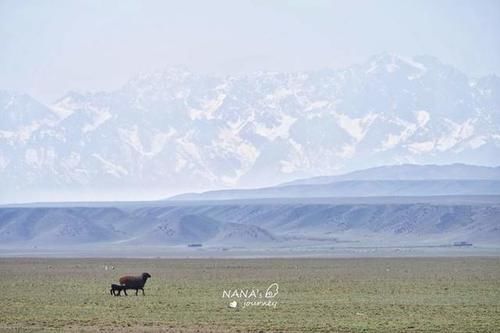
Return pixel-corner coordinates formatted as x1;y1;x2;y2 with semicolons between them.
119;126;175;158
400;56;427;80
148;130;175;157
92;154;128;177
24;147;57;168
467;136;487;149
119;126;143;154
266;88;293;101
189;93;226;120
218;127;259;162
436;119;475;151
82;107;112;133
408;141;435;154
399;56;427;72
366;55;427;79
415;110;430;127
0;130;13;140
380;114;427;151
176;131;202;162
386;63;399;73
215;125;259;184
280;139;309;174
305;100;330;112
335;112;377;142
51;97;77;119
255;114;297;141
0;122;41;143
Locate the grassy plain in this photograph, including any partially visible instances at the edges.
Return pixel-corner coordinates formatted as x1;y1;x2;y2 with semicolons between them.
0;257;499;332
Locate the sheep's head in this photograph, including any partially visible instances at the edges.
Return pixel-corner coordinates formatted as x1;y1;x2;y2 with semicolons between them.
142;272;151;280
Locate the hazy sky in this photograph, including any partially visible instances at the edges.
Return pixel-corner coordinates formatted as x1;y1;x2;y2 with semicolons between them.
1;0;499;104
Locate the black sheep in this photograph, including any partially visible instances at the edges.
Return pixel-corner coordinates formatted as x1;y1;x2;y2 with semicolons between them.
110;283;128;296
119;272;151;295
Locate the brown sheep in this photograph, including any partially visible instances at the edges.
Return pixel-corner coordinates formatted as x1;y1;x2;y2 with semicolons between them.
119;272;151;295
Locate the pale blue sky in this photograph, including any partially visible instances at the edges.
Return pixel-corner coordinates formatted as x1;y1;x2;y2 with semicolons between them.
1;0;499;103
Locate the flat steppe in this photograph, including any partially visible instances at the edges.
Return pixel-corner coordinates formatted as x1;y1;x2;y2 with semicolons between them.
0;257;499;332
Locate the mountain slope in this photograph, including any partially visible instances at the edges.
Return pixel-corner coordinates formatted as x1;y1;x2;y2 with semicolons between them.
282;163;500;186
169;164;500;201
170;180;500;201
0;199;498;248
0;207;277;246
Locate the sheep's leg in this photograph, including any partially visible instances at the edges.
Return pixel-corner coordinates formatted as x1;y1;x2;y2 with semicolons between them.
135;289;138;296
124;289;128;296
141;288;145;296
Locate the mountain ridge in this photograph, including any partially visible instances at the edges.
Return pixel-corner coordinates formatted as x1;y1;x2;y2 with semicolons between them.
169;164;500;201
281;163;500;186
1;54;500;202
1;200;498;249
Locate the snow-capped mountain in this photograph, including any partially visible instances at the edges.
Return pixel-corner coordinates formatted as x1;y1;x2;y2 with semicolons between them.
1;54;500;202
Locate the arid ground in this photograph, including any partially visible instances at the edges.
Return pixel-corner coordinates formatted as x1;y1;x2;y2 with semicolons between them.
0;257;499;332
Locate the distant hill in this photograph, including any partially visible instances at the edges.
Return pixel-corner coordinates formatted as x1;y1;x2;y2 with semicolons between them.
0;208;277;247
169;164;500;201
281;164;500;186
1;198;499;248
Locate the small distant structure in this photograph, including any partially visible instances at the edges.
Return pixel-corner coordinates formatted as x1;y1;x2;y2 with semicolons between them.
453;241;473;247
188;243;203;247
